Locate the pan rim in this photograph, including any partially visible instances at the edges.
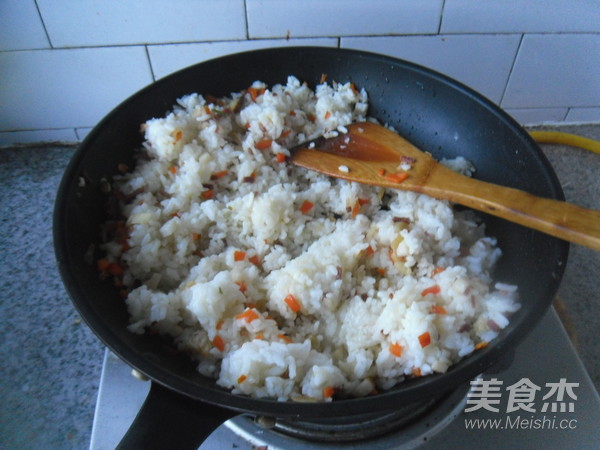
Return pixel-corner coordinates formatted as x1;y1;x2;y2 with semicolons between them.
53;45;569;417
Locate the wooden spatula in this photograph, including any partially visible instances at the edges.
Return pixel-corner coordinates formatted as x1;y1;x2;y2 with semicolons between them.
290;121;600;251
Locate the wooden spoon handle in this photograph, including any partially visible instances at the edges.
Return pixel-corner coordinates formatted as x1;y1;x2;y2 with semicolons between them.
291;122;600;251
425;164;600;251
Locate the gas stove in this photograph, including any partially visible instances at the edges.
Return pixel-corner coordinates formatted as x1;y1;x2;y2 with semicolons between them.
90;307;600;449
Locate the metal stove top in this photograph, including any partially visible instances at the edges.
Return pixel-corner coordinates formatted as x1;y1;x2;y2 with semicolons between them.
90;308;600;449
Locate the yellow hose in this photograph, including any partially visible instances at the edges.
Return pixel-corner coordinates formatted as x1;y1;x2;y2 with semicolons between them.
529;131;600;155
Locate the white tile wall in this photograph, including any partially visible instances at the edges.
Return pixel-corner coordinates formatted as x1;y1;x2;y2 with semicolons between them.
505;108;568;126
36;0;247;47
566;107;600;123
502;34;600;108
441;0;600;33
75;128;94;141
148;38;338;80
342;34;521;104
1;0;599;145
0;0;50;51
246;0;443;38
0;47;153;131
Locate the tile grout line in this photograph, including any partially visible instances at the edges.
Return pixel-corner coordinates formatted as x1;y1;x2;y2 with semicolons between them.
438;0;447;34
144;45;157;82
1;31;598;54
33;0;53;49
243;0;250;39
499;33;525;108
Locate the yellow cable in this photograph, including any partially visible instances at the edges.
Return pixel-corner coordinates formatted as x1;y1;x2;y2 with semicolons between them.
529;131;600;155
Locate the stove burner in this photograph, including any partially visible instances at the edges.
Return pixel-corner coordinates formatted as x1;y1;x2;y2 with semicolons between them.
239;382;472;445
270;397;440;442
90;310;600;449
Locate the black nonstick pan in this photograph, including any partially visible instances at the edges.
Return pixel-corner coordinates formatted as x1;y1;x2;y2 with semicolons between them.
53;47;568;448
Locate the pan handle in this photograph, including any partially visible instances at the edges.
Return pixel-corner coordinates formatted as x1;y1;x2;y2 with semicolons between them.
116;382;239;449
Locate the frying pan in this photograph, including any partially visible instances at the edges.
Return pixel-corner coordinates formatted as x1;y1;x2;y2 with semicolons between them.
53;47;568;448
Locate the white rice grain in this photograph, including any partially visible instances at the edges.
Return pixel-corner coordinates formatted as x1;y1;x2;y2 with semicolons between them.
102;76;519;402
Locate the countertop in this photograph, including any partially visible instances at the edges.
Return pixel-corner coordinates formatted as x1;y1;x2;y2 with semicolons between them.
1;124;598;449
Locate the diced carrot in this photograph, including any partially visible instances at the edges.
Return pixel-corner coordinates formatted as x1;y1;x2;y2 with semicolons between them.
300;200;314;214
421;285;441;296
168;165;177;174
216;319;224;330
418;332;431;348
235;308;259;323
276;153;287;163
358;197;370;206
248;87;265;101
431;267;445;276
248;255;260;266
323;386;335;398
365;245;375;256
284;294;301;313
475;341;488;350
412;367;422;377
279;129;292;139
236;281;248;293
255;139;272;150
375;268;386;276
192;232;201;241
212;335;225;352
277;334;293;343
350;83;359;95
242;310;259;323
237;374;247;384
201;189;214;200
234;250;246;261
390;343;403;357
107;263;123;276
385;172;410;184
254;333;264;340
320;73;327;83
377;168;387;176
324;111;331;119
97;258;111;272
210;170;229;180
431;305;448;315
351;200;361;218
308;113;316;123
